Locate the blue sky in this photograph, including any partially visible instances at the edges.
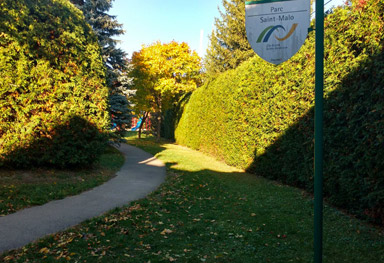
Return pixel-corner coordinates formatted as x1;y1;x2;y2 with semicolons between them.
110;0;222;58
110;0;347;58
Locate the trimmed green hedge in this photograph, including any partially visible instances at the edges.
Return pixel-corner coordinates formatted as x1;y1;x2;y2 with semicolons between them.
175;1;384;224
0;0;109;167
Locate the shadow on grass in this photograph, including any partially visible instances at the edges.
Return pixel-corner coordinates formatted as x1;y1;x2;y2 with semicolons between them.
1;136;383;262
107;151;384;262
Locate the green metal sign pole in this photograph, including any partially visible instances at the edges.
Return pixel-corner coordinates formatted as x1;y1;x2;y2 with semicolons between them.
314;0;324;262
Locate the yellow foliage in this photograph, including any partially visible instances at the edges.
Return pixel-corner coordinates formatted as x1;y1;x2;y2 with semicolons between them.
130;41;202;114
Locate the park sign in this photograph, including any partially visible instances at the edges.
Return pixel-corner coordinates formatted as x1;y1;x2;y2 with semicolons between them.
245;0;310;65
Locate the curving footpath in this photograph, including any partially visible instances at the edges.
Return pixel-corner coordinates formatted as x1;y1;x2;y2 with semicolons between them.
0;144;166;254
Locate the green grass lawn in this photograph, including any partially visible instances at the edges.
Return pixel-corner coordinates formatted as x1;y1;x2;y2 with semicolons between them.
0;146;124;216
1;133;383;262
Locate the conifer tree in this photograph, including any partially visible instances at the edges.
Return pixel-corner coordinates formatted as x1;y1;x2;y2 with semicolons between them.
204;0;254;76
70;0;132;135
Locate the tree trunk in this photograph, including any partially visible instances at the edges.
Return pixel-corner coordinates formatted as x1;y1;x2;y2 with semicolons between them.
138;112;149;139
156;97;162;141
157;113;162;141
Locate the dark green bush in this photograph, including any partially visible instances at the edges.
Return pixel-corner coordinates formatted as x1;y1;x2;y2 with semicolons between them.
3;116;108;167
0;0;109;167
175;0;384;224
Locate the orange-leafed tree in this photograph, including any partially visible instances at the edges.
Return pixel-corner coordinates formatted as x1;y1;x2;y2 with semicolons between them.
130;41;202;140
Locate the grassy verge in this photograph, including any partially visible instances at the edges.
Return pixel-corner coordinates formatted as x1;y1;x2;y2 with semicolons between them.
1;134;383;262
0;146;124;216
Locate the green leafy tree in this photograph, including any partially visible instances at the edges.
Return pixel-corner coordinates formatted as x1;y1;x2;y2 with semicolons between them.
204;0;254;76
130;41;202;140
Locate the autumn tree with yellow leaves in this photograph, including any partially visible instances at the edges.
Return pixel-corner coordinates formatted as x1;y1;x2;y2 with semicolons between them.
130;41;202;140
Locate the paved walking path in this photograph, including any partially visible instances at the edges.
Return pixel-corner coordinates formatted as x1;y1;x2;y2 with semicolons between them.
0;144;166;254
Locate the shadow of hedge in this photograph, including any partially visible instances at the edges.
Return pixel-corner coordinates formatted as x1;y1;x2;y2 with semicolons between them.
247;51;384;225
162;93;192;141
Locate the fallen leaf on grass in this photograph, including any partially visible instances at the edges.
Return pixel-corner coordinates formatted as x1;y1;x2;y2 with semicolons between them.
3;256;14;261
39;247;50;254
160;229;173;235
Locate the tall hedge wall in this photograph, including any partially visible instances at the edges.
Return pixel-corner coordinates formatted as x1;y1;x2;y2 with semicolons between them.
0;0;109;167
175;1;384;224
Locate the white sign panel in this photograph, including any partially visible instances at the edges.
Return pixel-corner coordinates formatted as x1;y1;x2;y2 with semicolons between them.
245;0;310;65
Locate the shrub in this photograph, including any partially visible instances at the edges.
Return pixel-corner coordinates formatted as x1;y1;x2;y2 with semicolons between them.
0;0;109;167
175;0;384;224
